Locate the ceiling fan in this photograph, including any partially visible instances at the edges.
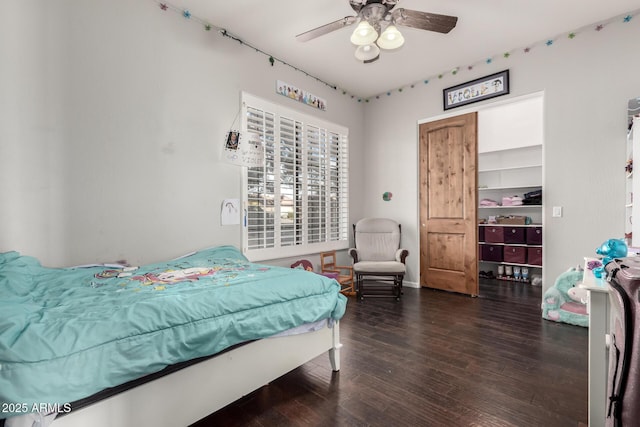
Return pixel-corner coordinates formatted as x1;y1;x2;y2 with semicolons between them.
296;0;458;63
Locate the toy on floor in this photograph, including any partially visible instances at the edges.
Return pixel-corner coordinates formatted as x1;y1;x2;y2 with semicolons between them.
541;268;588;327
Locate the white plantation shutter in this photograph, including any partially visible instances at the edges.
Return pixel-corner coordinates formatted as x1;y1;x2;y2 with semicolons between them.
241;93;349;261
306;125;325;244
329;131;349;243
279;116;303;248
245;106;275;250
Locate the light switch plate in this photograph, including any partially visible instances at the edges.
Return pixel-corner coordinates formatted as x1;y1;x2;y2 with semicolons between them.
552;206;563;217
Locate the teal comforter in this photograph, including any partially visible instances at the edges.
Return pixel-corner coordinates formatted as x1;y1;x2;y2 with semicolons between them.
0;246;346;417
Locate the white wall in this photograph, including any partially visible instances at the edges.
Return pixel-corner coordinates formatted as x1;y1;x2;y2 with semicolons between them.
0;0;366;267
363;19;640;292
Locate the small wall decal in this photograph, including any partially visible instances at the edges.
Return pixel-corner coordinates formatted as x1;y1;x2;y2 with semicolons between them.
221;199;240;225
383;192;393;201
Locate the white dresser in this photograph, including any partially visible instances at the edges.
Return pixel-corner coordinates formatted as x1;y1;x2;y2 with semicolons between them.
581;257;610;426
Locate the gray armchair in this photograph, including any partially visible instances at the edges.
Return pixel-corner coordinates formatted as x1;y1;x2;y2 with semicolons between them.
349;218;409;300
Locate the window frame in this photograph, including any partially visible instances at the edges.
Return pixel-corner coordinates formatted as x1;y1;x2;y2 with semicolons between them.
241;92;349;262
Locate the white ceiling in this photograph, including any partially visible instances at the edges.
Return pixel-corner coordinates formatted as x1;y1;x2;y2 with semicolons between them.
176;0;639;98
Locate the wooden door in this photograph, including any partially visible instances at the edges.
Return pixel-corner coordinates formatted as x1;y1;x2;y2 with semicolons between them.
419;113;478;296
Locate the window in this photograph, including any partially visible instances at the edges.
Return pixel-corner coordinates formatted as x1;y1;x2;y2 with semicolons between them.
242;93;349;261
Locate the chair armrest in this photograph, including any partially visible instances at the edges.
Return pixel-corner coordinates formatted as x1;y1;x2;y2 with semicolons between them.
336;265;353;272
348;248;359;264
396;249;409;264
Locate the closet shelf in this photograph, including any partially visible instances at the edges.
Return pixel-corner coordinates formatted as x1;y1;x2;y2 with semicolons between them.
478;223;542;227
479;185;541;191
478;139;543;280
478;164;542;173
479;260;543;269
479;205;542;209
478;144;542;155
479;241;542;248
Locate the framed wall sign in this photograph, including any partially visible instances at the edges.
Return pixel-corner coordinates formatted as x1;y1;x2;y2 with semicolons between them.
443;70;510;110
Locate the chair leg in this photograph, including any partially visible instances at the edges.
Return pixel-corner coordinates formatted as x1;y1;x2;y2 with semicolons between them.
355;274;407;300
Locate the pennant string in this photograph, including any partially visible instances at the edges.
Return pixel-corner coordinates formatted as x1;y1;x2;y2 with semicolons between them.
154;1;639;104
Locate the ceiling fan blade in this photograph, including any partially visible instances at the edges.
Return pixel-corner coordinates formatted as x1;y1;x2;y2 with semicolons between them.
296;16;358;42
392;8;458;34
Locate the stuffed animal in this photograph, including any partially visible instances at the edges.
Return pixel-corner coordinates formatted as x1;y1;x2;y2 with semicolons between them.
567;285;588;305
593;238;628;278
541;268;588;327
596;238;628;264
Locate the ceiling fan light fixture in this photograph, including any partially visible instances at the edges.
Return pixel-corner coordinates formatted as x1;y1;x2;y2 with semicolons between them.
354;43;380;61
377;24;404;50
350;21;378;45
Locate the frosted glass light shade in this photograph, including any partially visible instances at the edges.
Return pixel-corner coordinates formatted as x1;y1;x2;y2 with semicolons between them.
377;25;404;50
354;44;380;61
350;21;378;46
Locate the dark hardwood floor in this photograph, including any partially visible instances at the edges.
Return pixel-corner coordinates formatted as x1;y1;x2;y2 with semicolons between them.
192;280;588;427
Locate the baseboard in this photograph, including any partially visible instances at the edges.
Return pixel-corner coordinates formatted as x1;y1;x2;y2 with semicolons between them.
403;280;419;289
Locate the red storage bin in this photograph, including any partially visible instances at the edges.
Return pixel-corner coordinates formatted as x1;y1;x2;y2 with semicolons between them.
481;244;503;262
503;227;526;244
504;246;527;264
526;227;543;245
484;226;504;243
527;247;543;265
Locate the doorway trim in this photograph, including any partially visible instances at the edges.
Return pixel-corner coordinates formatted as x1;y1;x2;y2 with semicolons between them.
416;91;545;293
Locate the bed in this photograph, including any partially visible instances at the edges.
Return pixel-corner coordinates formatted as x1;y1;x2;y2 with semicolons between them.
0;245;347;427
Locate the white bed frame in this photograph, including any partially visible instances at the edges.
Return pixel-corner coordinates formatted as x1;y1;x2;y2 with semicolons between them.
48;323;341;427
